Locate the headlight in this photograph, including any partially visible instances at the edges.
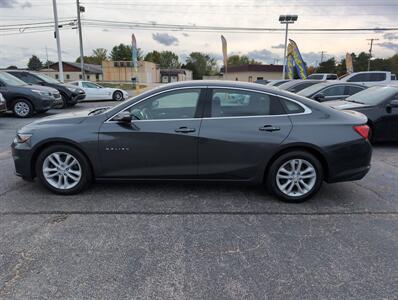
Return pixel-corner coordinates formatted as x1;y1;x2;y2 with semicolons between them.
14;133;32;144
67;87;78;92
31;89;50;97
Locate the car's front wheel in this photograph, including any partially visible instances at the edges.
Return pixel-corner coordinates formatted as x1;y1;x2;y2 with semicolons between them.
267;151;323;203
36;145;92;194
13;99;33;118
113;90;123;101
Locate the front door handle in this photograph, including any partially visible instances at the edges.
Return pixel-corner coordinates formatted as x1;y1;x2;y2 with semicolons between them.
259;125;280;132
175;126;196;133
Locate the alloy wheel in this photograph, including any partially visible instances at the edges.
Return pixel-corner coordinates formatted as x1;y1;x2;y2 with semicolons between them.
42;152;82;190
14;101;30;117
276;159;317;197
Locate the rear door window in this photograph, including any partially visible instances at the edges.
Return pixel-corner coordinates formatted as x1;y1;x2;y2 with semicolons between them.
347;73;370;82
346;85;365;95
369;73;386;81
321;85;346;96
209;89;285;117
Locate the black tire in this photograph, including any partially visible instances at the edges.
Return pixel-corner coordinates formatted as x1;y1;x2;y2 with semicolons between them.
13;99;33;118
266;151;323;203
35;144;92;195
113;90;123;101
54;94;68;109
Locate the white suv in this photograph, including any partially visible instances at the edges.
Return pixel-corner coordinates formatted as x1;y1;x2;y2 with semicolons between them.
340;71;397;87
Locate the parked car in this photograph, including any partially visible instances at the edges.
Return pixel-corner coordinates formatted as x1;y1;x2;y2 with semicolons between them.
12;81;372;203
6;70;86;108
266;80;290;87
307;73;338;80
298;82;367;101
278;80;325;93
0;71;61;117
339;71;397;87
254;79;270;85
323;85;398;142
69;81;129;101
0;92;6;114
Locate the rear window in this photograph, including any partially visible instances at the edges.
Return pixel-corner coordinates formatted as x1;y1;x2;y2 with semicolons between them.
307;74;324;80
280;99;305;114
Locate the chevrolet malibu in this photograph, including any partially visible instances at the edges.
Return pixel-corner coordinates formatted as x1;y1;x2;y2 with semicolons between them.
11;81;372;202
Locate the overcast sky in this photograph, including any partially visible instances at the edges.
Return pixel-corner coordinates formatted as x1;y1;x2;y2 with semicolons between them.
0;0;397;68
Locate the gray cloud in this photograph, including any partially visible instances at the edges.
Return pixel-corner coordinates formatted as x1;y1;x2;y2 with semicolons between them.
383;33;398;40
378;42;398;52
152;33;179;46
20;1;31;9
246;49;280;64
301;52;321;66
271;44;285;49
0;0;17;7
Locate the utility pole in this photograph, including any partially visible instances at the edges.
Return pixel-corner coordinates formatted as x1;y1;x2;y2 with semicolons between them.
76;0;85;80
45;46;49;69
367;38;379;71
52;0;64;82
320;51;327;64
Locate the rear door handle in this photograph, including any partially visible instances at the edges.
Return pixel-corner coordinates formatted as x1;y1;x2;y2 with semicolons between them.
259;125;280;132
175;126;196;133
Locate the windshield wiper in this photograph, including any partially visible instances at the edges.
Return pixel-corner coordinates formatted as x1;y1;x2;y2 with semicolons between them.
88;107;111;116
346;99;364;104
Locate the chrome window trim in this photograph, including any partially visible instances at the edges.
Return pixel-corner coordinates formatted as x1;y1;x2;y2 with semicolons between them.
105;85;312;123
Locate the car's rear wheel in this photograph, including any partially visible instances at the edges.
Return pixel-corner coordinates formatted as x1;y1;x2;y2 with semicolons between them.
13;99;33;118
267;151;323;203
113;90;123;101
36;145;92;194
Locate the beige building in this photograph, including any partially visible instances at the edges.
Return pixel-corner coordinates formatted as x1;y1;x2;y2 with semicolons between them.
221;64;283;82
40;62;103;82
102;60;160;83
160;69;193;83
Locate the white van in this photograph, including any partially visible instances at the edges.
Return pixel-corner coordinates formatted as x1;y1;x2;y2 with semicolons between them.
339;71;397;87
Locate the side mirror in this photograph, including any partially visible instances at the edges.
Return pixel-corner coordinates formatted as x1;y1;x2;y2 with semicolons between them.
314;93;325;101
113;111;132;123
390;99;398;107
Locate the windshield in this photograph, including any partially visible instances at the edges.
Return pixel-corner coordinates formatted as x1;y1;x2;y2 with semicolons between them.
298;83;328;97
346;86;398;105
33;72;61;84
307;74;324;80
0;72;27;86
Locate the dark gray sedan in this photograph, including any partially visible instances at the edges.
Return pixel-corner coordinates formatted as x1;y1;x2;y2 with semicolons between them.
11;81;372;202
298;82;367;102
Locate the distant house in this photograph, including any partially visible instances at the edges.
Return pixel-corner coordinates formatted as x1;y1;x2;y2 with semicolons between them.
220;64;283;82
160;69;193;83
102;60;160;83
40;62;103;82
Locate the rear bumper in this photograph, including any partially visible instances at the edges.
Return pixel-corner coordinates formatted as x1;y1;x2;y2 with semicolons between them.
325;139;372;183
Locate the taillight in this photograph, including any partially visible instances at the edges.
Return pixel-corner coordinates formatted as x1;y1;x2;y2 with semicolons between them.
353;125;369;139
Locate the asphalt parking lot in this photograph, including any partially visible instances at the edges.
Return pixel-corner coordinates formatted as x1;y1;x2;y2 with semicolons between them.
0;101;397;299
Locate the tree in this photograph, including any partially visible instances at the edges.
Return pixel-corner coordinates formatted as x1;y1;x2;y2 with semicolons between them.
76;48;108;65
227;55;261;65
316;57;337;73
144;50;161;64
145;50;180;68
159;51;180;68
185;52;217;79
27;55;43;71
92;48;108;62
110;43;143;61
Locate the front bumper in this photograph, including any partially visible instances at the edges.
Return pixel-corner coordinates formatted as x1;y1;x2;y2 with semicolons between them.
0;102;6;113
71;92;86;103
11;141;34;179
35;97;56;111
325;139;372;183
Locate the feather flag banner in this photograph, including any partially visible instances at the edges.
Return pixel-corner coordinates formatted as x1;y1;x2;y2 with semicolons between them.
287;39;307;79
221;35;228;74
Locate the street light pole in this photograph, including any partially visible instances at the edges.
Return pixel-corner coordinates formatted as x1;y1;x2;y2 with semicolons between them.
52;0;64;82
366;38;379;71
76;0;85;80
279;15;298;80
